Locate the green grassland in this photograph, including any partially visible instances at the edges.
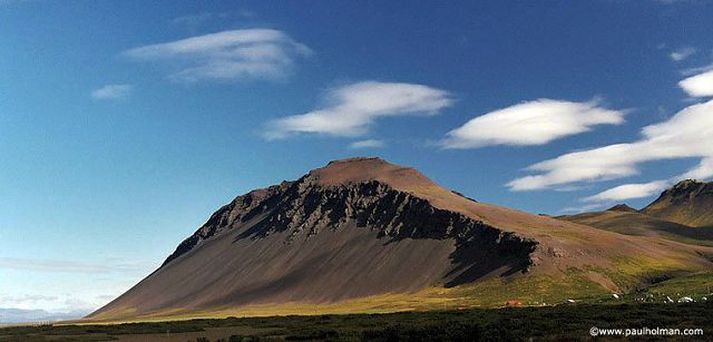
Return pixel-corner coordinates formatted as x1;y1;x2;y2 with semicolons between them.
645;272;713;297
3;273;711;341
81;274;610;323
83;267;645;322
1;302;711;341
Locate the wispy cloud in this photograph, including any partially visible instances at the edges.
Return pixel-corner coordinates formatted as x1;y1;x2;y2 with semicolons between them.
125;29;311;82
682;63;713;76
582;180;670;203
441;99;625;149
90;84;132;100
0;294;58;305
508;98;713;191
265;81;453;139
0;257;142;274
679;69;713;97
0;293;116;315
680;157;713;179
582;156;713;206
0;0;30;6
670;47;697;62
559;203;608;214
349;139;385;149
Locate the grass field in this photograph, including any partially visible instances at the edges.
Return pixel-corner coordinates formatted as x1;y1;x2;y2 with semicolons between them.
77;273;612;323
1;302;711;341
86;270;710;323
3;273;712;341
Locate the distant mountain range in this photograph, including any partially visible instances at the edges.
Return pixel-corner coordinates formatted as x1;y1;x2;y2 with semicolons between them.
86;158;713;322
0;308;88;324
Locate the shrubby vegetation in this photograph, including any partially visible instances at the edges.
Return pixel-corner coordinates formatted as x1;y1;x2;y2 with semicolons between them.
1;302;712;341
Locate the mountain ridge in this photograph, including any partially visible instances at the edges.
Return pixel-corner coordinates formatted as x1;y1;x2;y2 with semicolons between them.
559;179;713;246
87;158;713;322
641;179;713;227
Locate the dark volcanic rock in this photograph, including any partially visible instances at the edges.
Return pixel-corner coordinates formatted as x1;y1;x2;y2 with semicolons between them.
162;174;538;284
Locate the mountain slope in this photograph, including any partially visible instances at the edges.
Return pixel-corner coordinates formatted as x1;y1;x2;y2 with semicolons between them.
87;158;713;322
641;180;713;227
559;205;713;246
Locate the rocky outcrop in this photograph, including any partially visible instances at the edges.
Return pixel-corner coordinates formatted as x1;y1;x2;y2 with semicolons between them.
162;172;539;283
161;181;293;267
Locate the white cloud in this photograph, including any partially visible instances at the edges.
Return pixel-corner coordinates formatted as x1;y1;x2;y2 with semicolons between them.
0;293;111;314
508;99;713;191
682;63;713;76
265;81;453;139
679;70;713;97
91;84;132;100
0;294;58;305
349;139;385;149
576;157;713;207
679;157;713;179
0;0;30;6
441;99;625;149
559;203;607;214
670;47;696;62
582;180;669;202
125;29;311;82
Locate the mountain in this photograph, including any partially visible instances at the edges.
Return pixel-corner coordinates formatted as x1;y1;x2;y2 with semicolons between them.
641;179;713;227
559;180;713;246
87;158;713;322
606;204;637;213
559;205;713;246
0;308;88;324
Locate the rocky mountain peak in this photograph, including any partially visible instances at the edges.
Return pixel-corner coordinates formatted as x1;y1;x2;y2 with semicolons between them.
668;179;710;196
309;156;425;183
648;179;712;205
641;179;713;227
305;157;450;203
326;156;387;166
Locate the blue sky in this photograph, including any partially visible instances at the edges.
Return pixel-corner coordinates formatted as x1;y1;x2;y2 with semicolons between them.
1;0;713;314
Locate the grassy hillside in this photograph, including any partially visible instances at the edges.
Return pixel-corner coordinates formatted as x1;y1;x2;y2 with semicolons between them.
641;180;713;228
559;209;713;247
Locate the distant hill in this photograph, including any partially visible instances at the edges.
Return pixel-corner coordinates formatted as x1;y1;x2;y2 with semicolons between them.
559;206;713;246
559;180;713;246
0;308;88;324
606;204;637;213
642;180;713;227
87;158;713;322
